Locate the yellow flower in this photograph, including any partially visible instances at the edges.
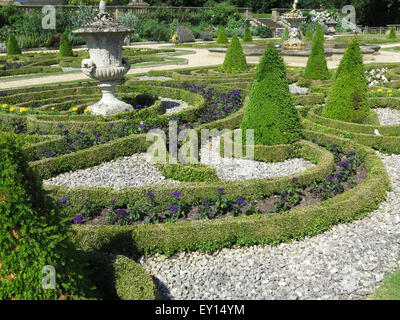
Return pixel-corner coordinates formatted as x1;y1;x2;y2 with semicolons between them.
51;107;55;111
298;67;302;70
290;68;295;71
377;88;383;93
388;90;393;93
370;90;375;93
19;108;28;113
84;109;89;113
254;66;257;70
72;107;78;112
9;107;15;112
2;104;8;109
389;93;393;96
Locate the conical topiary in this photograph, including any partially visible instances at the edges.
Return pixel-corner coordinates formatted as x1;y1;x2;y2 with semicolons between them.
254;43;287;83
322;40;369;123
242;26;253;42
59;32;73;57
281;27;289;41
0;132;93;300
222;35;248;73
304;24;330;80
388;26;397;40
216;26;229;44
241;46;301;146
6;34;21;55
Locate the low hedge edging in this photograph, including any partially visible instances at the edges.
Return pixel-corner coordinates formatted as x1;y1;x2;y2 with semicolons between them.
69;132;389;257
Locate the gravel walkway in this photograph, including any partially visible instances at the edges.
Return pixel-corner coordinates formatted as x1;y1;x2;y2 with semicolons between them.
138;153;400;300
375;108;400;126
162;97;192;115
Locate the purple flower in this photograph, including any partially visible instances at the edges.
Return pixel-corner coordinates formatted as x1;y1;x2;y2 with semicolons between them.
334;174;343;179
217;188;224;195
57;124;63;128
235;197;246;205
110;200;116;205
339;161;350;169
38;151;44;155
172;116;180;120
203;199;209;204
280;193;287;198
108;122;115;127
146;192;154;197
292;177;298;183
331;147;337;152
171;191;182;199
251;201;258;206
45;152;54;157
116;209;126;218
327;175;334;180
60;197;70;203
72;215;83;224
139;123;147;128
349;150;356;155
168;205;179;214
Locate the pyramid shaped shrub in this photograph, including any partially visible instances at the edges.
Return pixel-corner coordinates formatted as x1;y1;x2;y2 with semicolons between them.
59;32;73;57
388;27;397;40
242;26;253;42
0;132;92;300
222;35;248;73
304;24;330;80
241;47;301;146
254;43;287;83
322;40;369;123
216;26;229;44
6;34;21;55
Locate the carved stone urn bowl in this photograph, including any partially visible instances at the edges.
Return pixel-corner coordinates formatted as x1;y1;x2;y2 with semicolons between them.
73;3;134;116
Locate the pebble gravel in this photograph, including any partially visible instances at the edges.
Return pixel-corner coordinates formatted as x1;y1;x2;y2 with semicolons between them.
375;108;400;126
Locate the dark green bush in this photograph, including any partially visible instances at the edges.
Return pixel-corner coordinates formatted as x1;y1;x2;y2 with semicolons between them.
241;53;301;146
304;24;330;80
253;24;273;38
242;26;253;42
216;26;229;44
388;26;397;40
0;132;92;300
322;40;370;123
222;35;248;73
6;34;21;55
59;32;73;57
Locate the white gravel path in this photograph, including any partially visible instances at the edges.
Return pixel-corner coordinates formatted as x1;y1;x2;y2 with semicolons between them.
375;108;400;126
161;97;192;115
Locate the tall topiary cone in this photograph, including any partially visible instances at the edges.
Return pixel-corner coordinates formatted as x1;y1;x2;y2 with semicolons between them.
222;35;248;73
241;46;301;146
6;34;21;55
242;26;253;42
59;32;73;57
0;132;93;300
322;40;369;123
255;43;287;83
216;26;229;44
388;26;397;40
304;24;330;80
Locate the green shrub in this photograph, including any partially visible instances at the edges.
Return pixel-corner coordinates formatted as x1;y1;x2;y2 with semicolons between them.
254;44;286;83
222;35;248;73
240;50;301;146
242;26;253;42
0;132;92;300
304;24;330;80
305;26;314;39
59;32;73;57
253;24;273;38
6;34;21;55
281;27;289;41
388;27;397;40
322;40;370;123
216;26;229;44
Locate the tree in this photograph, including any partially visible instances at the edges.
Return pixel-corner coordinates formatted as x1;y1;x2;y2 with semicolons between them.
322;40;370;123
216;26;229;44
6;34;21;55
241;46;301;146
59;32;73;57
222;34;248;73
388;26;397;40
242;26;253;42
0;132;93;299
304;24;330;80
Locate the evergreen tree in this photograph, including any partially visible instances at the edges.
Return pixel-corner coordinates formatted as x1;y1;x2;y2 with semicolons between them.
222;35;248;73
388;26;397;40
242;26;253;42
216;26;229;44
322;40;370;123
59;32;73;57
304;24;330;80
241;46;301;146
6;34;21;55
0;132;93;299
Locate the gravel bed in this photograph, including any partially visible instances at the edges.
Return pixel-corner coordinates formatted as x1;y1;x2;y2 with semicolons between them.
138;76;173;81
289;83;309;95
138;152;400;300
161;97;192;115
200;137;315;181
375;108;400;126
43;153;179;190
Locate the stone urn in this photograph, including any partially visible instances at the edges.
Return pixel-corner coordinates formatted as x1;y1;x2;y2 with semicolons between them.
326;19;338;36
282;9;306;51
72;0;134;116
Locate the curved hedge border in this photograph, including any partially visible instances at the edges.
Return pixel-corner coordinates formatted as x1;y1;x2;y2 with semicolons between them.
69;132;389;257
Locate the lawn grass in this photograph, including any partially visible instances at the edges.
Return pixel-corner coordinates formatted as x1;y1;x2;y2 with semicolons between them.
367;268;400;300
252;13;272;18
